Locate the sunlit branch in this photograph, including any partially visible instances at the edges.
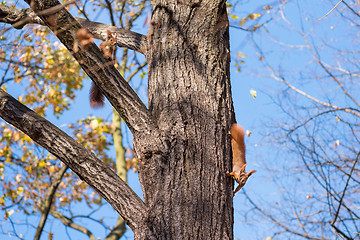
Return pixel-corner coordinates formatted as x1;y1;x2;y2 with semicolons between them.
269;72;360;118
318;0;344;21
286;109;355;136
277;6;360;114
0;5;147;54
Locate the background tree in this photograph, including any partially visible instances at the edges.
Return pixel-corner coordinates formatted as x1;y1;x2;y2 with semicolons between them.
0;0;235;239
227;0;360;239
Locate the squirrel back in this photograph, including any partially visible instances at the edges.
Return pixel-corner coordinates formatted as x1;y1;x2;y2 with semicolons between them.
230;124;246;173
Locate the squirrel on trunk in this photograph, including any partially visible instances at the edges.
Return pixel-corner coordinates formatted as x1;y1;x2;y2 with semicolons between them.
90;30;118;108
226;124;256;196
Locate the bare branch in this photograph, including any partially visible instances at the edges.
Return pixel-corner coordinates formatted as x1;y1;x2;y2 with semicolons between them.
270;72;360;118
0;89;147;230
126;62;147;82
243;190;327;240
342;1;360;18
318;0;343;21
50;210;96;240
331;152;360;227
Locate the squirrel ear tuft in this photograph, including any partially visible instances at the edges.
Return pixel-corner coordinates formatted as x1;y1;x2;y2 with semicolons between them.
247;170;256;177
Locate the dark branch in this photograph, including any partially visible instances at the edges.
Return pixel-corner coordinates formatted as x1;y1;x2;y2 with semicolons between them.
0;5;147;53
0;89;147;230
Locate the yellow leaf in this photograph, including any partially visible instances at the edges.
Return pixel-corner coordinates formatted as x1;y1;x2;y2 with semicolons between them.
48;232;53;240
250;89;257;99
17;187;24;194
230;15;239;19
15;174;22;182
90;119;99;129
248;13;261;20
246;130;251;137
240;17;248;26
5;209;14;220
39;161;46;168
237;52;246;59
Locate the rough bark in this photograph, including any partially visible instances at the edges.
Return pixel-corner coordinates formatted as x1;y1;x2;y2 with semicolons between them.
135;0;235;238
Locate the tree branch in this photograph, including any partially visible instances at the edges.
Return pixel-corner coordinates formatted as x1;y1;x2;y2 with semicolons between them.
50;209;96;240
76;18;147;54
21;0;166;154
0;5;44;28
0;5;148;53
35;165;69;240
0;89;146;230
104;217;127;240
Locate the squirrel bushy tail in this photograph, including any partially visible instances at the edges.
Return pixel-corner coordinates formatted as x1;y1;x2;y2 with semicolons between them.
89;30;117;108
90;83;105;108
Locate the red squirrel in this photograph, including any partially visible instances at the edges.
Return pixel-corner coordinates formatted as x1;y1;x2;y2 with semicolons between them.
226;124;256;196
89;30;118;108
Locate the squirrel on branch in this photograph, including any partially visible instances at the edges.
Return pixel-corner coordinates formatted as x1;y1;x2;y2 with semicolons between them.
90;30;118;108
226;124;256;196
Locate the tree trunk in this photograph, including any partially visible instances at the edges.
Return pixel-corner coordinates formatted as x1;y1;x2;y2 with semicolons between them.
134;1;235;238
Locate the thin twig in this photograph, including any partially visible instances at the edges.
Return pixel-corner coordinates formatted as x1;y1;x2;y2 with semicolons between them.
318;0;344;21
331;152;360;225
